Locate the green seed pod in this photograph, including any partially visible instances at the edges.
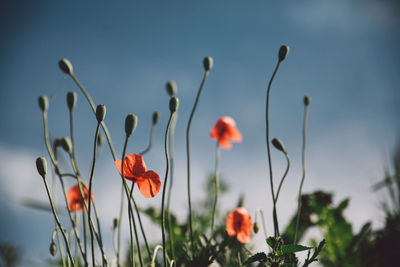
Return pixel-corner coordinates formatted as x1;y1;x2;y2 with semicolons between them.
152;111;160;125
113;218;119;229
271;138;286;153
278;45;290;62
58;58;73;75
303;95;311;106
61;137;72;154
66;91;77;110
169;96;179;113
253;221;260;233
125;113;138;136
49;242;57;256
203;56;213;71
38;95;49;112
166;80;177;96
36;157;47;177
96;104;106;122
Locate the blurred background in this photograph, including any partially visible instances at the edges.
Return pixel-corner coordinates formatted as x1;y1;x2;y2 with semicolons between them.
0;0;399;266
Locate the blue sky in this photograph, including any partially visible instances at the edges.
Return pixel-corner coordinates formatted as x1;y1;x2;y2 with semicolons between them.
0;1;399;265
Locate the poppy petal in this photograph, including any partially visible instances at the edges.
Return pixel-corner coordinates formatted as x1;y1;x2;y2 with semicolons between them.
218;137;232;150
227;126;242;142
66;183;90;212
125;154;146;177
225;211;237;237
136;170;161;198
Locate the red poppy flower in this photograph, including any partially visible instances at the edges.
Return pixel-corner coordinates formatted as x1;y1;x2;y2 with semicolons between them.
210;116;242;150
66;183;91;212
226;207;253;243
115;153;161;198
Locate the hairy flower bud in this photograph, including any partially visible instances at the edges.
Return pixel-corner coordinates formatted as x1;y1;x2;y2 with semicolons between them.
166;80;177;96
253;221;260;233
58;58;73;75
38;95;49;112
169;96;179;113
303;95;311;106
36;157;47;177
49;242;57;256
271;137;286;153
203;56;213;71
66;91;77;110
60;137;72;154
152;111;160;125
125;113;138;136
96;104;106;122
113;218;119;229
278;45;290;62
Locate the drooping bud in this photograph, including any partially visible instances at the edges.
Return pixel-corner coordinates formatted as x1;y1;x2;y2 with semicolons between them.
58;58;73;75
303;95;311;106
96;104;106;122
60;137;72;154
169;96;179;113
49;242;57;256
97;133;105;147
36;157;47;177
165;81;177;96
113;218;119;229
253;221;260;233
53;138;62;150
125;113;138;136
271;138;286;153
203;56;213;71
152;111;160;125
38;95;49;112
278;45;290;62
66;91;77;111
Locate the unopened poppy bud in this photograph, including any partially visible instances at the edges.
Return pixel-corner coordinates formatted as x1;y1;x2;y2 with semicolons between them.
271;138;286;153
53;138;62;149
66;91;77;110
38;95;49;112
113;218;119;229
96;104;106;122
169;96;179;113
36;157;47;177
125;114;138;136
253;221;260;233
49;242;57;256
61;137;72;154
97;133;105;147
278;45;290;62
152;111;160;125
303;95;311;106
166;80;177;96
58;58;73;75
203;56;213;71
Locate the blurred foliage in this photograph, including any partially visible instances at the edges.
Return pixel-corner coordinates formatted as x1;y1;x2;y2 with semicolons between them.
0;243;20;267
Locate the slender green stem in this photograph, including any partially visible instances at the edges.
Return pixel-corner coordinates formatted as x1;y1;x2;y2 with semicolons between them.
69;73;117;161
87;122;101;266
41;175;75;266
82;210;87;264
274;153;291;203
259;209;268;239
116;185;124;267
166;114;177;259
129;184;143;266
294;104;309;244
162;111;175;267
120;136;142;267
211;144;220;238
186;70;209;254
265;60;281;236
139;123;156;155
131;193;151;257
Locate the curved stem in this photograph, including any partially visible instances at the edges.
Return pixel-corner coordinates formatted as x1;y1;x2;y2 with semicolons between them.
41;175;75;266
139;123;156;156
274;153;291;203
116;184;124;267
186;70;209;254
166;114;177;259
294;104;309;244
265;60;281;236
131;194;151;257
162;111;175;267
211;144;220;238
87;122;101;265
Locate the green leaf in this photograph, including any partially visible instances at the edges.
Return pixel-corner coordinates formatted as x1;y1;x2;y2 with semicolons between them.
242;252;267;265
266;236;276;248
281;244;312;255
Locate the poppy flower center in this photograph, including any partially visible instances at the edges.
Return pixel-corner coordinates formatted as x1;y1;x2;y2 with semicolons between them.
234;220;242;232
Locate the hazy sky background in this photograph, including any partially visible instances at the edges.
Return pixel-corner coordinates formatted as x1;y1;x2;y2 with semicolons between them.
1;1;399;266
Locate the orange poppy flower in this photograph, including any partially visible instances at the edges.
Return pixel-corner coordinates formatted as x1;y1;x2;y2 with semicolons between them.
115;153;161;198
210;116;242;150
226;207;253;243
66;183;91;212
